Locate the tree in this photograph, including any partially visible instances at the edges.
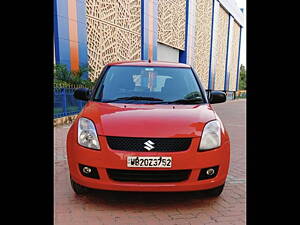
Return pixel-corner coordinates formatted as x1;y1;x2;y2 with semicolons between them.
238;64;246;90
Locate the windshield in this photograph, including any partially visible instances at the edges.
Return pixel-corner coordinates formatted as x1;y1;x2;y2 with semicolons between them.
93;66;206;104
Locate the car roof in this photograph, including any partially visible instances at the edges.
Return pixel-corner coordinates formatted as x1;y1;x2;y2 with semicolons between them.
106;60;191;68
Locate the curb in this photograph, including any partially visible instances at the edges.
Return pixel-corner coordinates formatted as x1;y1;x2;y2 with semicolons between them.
54;114;78;127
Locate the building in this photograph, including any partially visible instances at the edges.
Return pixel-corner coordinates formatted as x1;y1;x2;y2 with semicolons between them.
54;0;244;96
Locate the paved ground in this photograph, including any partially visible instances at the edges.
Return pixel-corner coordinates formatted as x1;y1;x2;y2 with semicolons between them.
54;99;246;225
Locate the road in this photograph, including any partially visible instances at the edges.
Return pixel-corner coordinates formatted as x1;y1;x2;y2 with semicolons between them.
54;99;246;225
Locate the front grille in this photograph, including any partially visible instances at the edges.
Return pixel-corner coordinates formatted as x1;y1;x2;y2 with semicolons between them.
107;169;191;182
106;136;192;152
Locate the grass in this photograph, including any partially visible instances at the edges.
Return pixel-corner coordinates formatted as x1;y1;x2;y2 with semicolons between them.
54;106;81;115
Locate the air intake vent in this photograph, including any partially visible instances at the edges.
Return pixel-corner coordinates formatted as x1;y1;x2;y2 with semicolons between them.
107;169;191;182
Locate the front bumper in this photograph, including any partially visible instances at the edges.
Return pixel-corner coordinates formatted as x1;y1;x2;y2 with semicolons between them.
67;134;230;192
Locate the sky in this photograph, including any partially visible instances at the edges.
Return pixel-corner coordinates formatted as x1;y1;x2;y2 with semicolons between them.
234;0;246;68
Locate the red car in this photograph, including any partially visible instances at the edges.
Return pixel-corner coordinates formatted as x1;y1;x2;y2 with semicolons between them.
66;60;230;197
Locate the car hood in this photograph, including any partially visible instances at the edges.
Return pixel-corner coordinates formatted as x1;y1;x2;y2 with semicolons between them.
79;101;217;138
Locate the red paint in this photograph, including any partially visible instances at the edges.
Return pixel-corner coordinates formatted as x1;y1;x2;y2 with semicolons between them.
78;102;216;138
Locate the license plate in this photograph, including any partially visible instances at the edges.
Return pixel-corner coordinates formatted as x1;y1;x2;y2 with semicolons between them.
127;156;172;168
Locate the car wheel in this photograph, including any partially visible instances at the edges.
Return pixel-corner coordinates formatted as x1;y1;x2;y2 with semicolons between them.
203;184;225;197
70;178;90;195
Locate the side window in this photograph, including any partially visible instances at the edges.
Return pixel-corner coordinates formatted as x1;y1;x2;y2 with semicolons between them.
132;74;172;93
154;75;171;92
132;75;141;87
132;74;150;92
182;74;201;98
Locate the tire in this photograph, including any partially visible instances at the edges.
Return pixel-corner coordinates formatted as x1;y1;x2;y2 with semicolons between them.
70;178;90;195
203;184;225;197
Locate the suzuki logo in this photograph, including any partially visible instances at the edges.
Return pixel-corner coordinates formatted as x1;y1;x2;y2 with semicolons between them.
144;140;155;151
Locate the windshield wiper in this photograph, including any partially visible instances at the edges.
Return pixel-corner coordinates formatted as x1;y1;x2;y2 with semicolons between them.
98;96;203;104
118;96;163;101
161;97;203;104
100;96;164;103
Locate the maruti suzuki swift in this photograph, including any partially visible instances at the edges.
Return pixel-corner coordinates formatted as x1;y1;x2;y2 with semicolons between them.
66;60;230;197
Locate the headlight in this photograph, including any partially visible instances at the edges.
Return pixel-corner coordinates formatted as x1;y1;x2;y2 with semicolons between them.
199;120;221;150
78;117;100;150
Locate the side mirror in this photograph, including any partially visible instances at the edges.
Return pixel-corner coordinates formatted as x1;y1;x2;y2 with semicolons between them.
209;91;226;104
74;88;90;101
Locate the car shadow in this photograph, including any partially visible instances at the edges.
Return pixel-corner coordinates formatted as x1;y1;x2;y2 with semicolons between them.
73;188;221;210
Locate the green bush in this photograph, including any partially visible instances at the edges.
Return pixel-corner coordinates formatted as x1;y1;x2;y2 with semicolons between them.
54;64;95;88
53;79;71;87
